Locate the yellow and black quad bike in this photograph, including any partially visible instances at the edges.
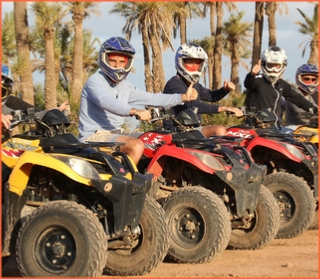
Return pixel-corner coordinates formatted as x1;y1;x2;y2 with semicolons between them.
291;111;318;229
292;111;318;148
1;108;169;277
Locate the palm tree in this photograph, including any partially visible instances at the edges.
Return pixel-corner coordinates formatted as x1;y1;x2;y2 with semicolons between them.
193;36;214;88
147;3;174;92
251;2;264;66
110;2;174;92
295;3;318;64
2;11;16;65
14;2;34;105
202;2;238;90
223;11;253;92
2;11;25;97
110;2;153;91
65;2;100;103
81;30;101;82
167;2;203;45
265;2;289;46
213;2;223;90
31;2;66;110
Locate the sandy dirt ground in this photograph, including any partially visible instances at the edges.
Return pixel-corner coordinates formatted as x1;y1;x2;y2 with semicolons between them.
2;230;318;278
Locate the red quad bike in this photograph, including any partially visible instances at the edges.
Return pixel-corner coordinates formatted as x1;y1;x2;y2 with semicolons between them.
134;108;280;264
226;108;318;237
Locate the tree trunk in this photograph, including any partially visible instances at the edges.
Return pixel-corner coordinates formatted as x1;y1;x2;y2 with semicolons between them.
213;2;223;90
71;14;84;103
251;2;264;66
142;24;152;92
180;12;187;44
149;27;165;92
266;3;277;46
14;2;34;105
230;44;240;93
209;3;215;90
44;27;57;110
210;3;215;37
308;39;318;65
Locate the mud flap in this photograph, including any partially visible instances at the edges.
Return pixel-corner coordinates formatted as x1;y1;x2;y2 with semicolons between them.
215;164;264;216
2;185;27;256
302;158;318;197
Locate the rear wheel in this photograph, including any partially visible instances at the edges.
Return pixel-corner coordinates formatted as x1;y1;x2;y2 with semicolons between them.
162;186;231;264
308;206;318;230
263;172;315;239
16;201;108;277
104;196;169;276
228;185;280;249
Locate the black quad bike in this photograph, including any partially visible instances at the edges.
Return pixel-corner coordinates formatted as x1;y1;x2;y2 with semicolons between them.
1;108;169;277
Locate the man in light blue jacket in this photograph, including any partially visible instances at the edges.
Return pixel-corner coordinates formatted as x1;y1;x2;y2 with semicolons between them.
79;37;197;164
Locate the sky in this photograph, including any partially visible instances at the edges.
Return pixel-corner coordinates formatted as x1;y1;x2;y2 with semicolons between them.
1;1;317;92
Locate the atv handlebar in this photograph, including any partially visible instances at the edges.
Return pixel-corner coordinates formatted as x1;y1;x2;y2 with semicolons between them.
8;108;39;132
296;110;318;120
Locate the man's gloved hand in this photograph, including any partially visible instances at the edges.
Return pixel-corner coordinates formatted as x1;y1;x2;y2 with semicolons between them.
308;106;318;117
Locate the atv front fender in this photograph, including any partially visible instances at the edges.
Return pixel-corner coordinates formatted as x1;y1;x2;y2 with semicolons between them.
146;144;225;177
8;151;96;196
247;137;304;163
215;163;265;217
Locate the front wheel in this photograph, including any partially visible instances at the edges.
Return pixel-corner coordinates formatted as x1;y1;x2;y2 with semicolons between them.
16;201;108;277
162;186;231;264
104;196;169;276
263;172;315;239
228;185;280;250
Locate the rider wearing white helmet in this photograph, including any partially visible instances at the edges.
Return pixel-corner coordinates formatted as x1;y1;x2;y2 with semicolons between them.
244;46;317;128
163;42;243;137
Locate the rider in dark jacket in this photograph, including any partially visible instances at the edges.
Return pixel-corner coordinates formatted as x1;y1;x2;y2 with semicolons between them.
2;64;69;130
244;46;317;128
163;42;243;137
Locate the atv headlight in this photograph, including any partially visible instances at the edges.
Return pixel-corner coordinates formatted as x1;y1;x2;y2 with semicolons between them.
51;155;101;180
185;150;225;171
277;142;305;160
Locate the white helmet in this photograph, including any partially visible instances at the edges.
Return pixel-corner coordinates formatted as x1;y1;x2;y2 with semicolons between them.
261;46;287;83
175;42;208;83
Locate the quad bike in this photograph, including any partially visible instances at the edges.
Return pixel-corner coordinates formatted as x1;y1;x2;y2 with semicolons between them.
1;108;169;277
289;111;318;229
226;108;318;238
291;111;318;148
134;108;280;264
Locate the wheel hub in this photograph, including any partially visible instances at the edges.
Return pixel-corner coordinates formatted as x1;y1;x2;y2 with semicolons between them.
170;208;205;247
36;228;76;270
274;192;293;222
51;242;66;257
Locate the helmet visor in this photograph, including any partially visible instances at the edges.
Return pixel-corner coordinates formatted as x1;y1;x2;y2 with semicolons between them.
103;52;134;71
265;63;282;73
183;58;203;72
299;75;319;85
